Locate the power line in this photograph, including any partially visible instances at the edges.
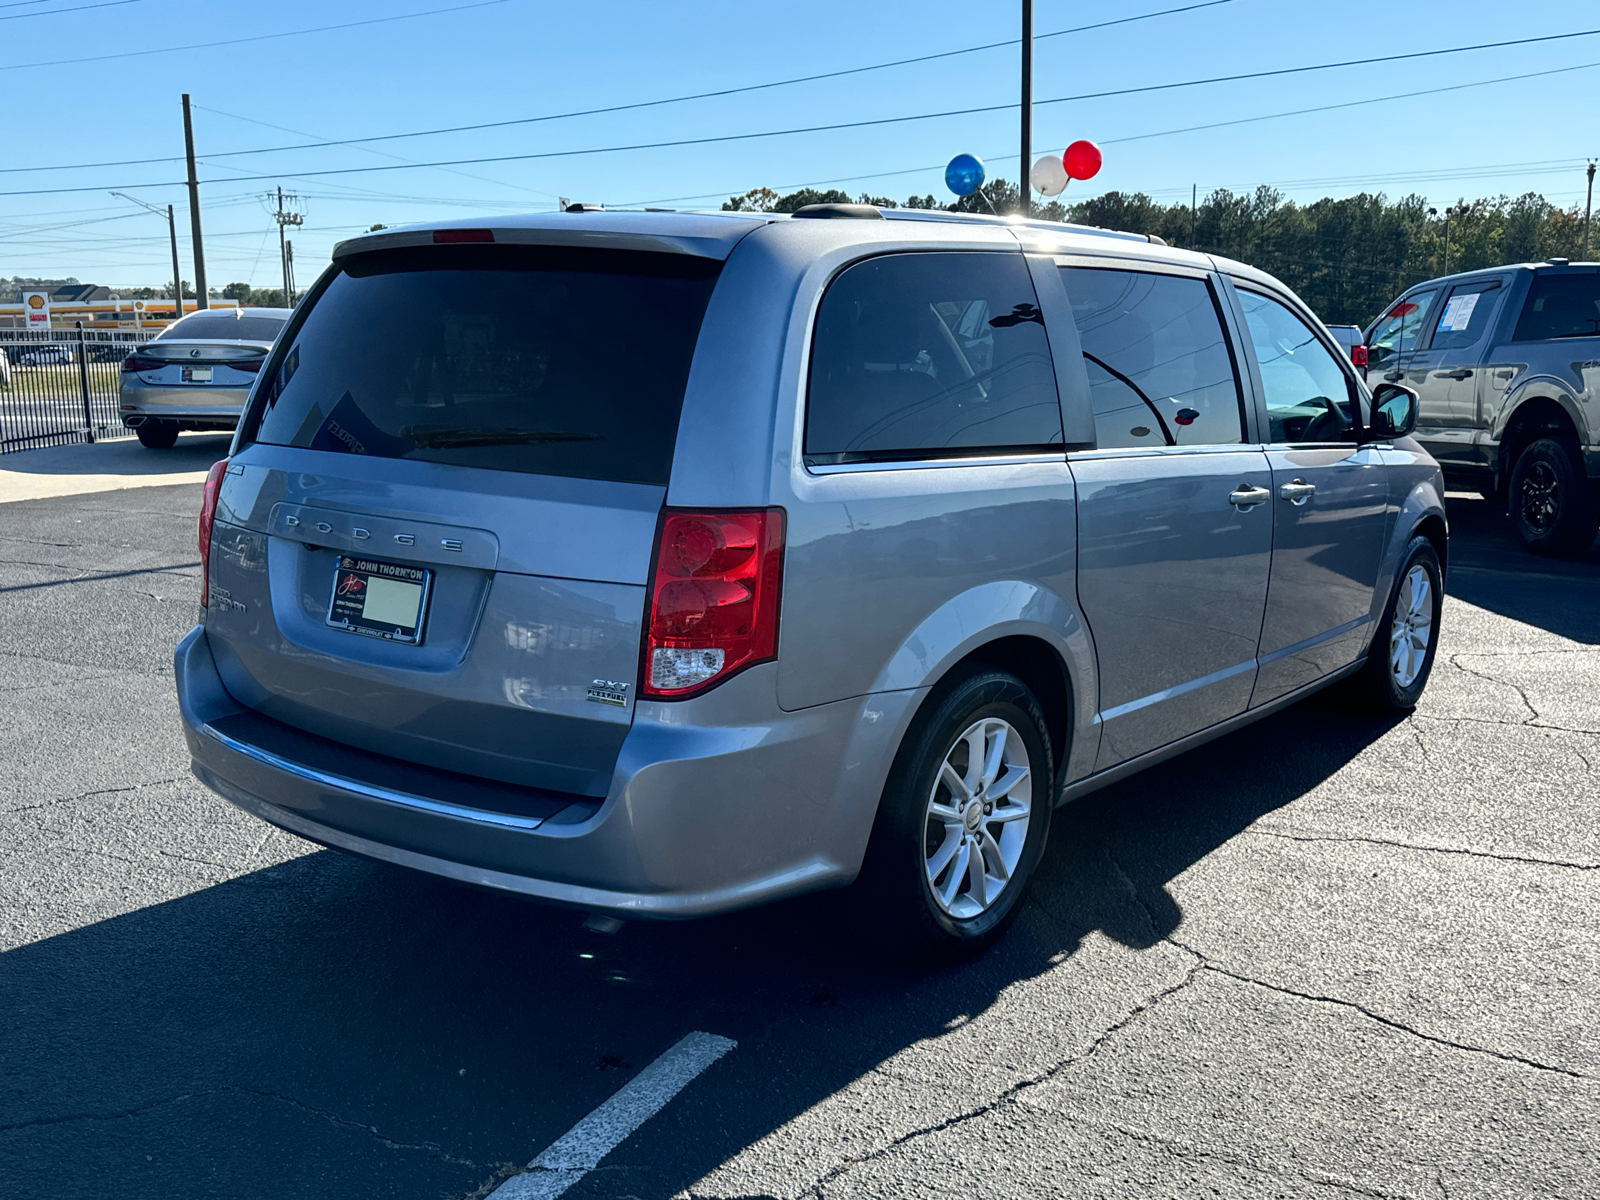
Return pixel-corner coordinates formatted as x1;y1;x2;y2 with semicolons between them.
0;0;140;20
5;36;1600;200
0;0;510;73
0;0;1230;177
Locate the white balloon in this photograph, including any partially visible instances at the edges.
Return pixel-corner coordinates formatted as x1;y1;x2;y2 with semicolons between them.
1030;154;1068;197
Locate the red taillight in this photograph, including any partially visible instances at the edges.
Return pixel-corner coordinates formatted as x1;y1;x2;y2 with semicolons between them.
226;358;263;372
641;508;784;699
432;228;494;243
1351;344;1369;368
197;459;228;608
121;354;162;372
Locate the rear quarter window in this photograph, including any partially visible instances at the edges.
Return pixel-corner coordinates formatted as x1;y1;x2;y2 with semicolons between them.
804;251;1062;465
244;245;720;486
1513;272;1600;341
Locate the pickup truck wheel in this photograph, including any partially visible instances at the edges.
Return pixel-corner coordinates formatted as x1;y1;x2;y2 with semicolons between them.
853;671;1053;963
1352;535;1443;714
135;421;179;449
1509;438;1598;557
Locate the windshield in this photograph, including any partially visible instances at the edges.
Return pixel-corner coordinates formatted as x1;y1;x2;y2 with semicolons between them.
157;312;287;342
245;245;720;485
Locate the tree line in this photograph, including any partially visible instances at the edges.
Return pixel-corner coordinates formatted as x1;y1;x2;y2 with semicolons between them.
724;183;1594;327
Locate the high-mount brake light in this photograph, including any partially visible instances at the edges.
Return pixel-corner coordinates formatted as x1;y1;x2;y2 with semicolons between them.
121;353;162;372
641;509;784;699
197;459;229;608
432;228;494;243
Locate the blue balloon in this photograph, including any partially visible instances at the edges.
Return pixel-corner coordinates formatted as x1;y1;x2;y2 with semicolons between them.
944;154;985;198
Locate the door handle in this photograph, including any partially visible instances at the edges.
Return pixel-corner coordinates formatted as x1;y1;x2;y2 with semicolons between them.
1383;370;1403;382
1441;368;1472;380
1228;484;1271;511
1278;478;1316;505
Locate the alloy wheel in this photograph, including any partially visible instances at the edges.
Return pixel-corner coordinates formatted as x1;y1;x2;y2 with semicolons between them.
1389;564;1433;689
923;717;1033;919
1519;461;1560;533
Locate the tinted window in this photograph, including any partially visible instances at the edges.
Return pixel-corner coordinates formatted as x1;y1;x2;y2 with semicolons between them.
804;252;1061;464
1366;289;1437;369
248;246;719;486
1513;272;1600;341
1061;267;1243;448
157;313;287;341
1429;278;1504;351
1237;289;1355;444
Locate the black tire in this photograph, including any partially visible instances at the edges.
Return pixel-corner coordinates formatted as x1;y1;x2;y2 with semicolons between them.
1352;535;1443;714
1508;437;1598;558
853;671;1054;963
135;421;179;449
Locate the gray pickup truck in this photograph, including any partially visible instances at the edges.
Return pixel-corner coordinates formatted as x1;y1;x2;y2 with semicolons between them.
1365;260;1600;556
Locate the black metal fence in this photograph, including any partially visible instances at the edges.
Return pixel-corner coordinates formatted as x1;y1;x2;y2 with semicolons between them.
0;324;153;454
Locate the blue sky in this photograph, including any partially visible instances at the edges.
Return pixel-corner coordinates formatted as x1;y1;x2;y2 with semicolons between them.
5;0;1598;288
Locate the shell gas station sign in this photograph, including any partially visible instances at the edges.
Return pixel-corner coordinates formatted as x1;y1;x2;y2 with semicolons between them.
23;291;50;328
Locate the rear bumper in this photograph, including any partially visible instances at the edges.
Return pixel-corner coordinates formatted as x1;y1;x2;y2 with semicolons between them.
177;625;919;918
120;378;249;423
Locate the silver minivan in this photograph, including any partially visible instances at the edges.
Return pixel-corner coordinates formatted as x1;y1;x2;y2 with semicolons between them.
177;208;1447;958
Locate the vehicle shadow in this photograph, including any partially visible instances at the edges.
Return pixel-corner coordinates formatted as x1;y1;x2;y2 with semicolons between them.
0;432;232;478
0;692;1400;1200
1443;490;1600;644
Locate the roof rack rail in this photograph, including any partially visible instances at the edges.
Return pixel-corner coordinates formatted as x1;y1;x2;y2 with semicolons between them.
791;203;884;220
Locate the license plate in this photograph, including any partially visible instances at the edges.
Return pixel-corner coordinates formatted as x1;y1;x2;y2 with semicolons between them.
326;556;432;644
182;365;212;383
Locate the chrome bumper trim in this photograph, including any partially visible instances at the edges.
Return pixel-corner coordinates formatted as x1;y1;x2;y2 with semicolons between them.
199;721;549;832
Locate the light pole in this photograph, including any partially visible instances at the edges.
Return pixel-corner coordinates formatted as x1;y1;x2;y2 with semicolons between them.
1019;0;1032;217
1428;205;1450;275
111;192;185;321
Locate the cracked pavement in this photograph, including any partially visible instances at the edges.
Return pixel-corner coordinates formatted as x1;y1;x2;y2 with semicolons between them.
1;484;1596;1199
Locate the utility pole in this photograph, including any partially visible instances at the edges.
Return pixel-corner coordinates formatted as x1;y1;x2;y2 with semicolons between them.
285;240;297;305
272;187;304;304
1585;161;1596;260
1191;183;1197;245
1019;0;1032;217
110;192;186;320
181;94;208;309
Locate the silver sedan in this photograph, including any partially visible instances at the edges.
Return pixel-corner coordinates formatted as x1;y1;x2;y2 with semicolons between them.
120;308;290;448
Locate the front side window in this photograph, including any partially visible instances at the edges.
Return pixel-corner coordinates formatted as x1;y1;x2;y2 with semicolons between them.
1430;278;1504;352
247;245;720;486
1237;289;1355;444
1366;289;1437;369
1512;272;1600;341
804;252;1061;465
1061;267;1243;449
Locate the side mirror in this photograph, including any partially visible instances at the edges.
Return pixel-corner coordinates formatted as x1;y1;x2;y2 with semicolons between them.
1369;382;1418;440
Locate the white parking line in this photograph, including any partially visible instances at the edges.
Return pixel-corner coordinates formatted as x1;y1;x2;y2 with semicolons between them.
489;1031;737;1200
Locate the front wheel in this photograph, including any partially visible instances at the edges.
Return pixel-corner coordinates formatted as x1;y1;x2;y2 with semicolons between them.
1509;438;1598;558
854;671;1054;963
1351;535;1443;713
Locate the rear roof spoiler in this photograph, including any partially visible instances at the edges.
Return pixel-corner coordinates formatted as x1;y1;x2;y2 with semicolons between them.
331;226;734;261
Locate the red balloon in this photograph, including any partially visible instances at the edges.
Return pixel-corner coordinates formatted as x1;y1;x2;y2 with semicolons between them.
1063;139;1102;181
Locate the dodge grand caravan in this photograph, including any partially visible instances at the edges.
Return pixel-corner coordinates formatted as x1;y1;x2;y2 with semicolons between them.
178;207;1447;957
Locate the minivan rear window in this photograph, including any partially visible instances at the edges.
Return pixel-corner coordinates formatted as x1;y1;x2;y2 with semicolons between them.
245;245;720;486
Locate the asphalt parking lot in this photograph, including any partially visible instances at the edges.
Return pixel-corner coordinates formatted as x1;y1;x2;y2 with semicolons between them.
1;458;1596;1200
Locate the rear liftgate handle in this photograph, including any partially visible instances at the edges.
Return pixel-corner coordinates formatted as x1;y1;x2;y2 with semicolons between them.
1229;483;1272;512
1278;478;1316;506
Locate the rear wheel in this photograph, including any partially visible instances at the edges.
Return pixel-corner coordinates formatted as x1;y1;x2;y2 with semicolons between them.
1352;535;1443;714
135;421;179;449
1508;437;1597;557
854;671;1053;962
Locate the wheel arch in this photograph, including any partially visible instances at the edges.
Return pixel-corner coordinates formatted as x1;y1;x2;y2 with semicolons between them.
1494;391;1584;485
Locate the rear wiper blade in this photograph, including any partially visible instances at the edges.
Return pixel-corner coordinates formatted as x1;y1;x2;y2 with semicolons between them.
400;426;603;449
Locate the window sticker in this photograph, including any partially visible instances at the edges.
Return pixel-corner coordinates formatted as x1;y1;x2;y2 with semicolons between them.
1437;292;1480;333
